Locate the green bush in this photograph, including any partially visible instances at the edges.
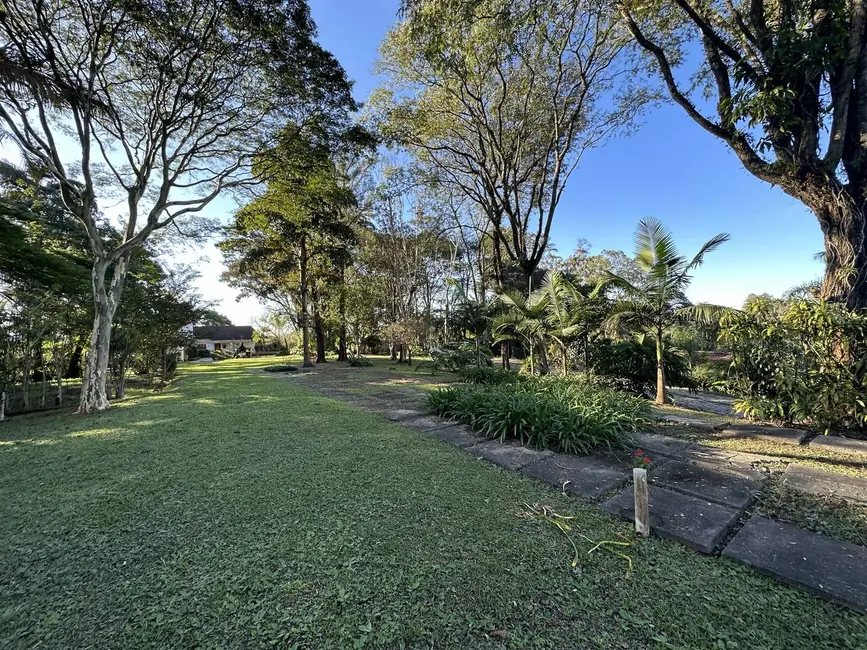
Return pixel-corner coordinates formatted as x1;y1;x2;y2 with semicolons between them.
454;365;520;386
589;338;696;395
720;298;867;431
427;341;492;372
427;374;650;454
692;358;731;393
347;354;373;367
263;364;298;373
163;353;178;378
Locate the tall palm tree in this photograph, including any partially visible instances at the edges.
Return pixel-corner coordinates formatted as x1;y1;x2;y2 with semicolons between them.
599;218;730;404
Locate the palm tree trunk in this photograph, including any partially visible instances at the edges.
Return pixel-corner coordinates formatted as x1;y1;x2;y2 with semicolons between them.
538;341;549;375
655;327;666;404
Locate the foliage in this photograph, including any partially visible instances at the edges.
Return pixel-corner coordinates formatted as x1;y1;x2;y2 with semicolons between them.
692;358;732;393
720;297;867;431
0;0;358;412
1;360;862;648
375;0;647;282
262;364;299;372
619;0;867;308
0;163;209;412
590;337;696;396
599;218;729;403
425;341;492;372
495;270;605;375
428;374;650;454
220;126;369;366
454;365;520;386
346;354;374;367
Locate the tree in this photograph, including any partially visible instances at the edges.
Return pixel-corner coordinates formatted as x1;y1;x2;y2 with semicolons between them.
619;0;867;309
599;218;729;404
374;0;646;290
494;285;553;374
0;0;355;411
220;128;361;367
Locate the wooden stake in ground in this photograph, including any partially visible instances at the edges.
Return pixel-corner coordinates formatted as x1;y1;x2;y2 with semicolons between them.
633;467;650;536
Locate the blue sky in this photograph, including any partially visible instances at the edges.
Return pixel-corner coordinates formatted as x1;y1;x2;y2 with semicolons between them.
307;0;823;313
4;0;820;324
165;0;826;322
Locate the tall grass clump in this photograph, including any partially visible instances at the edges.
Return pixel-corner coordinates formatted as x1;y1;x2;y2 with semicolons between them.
427;374;650;454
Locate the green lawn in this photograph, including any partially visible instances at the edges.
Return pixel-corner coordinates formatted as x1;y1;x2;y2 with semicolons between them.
1;359;865;649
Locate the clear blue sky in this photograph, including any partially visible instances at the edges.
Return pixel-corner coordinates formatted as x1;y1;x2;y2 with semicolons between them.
178;0;824;322
308;0;824;311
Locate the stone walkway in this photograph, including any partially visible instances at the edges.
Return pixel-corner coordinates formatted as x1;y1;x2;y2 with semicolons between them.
275;368;867;612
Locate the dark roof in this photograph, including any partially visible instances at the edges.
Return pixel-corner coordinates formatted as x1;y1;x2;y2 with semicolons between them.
193;325;254;340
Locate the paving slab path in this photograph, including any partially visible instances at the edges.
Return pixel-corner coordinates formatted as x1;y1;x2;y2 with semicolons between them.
810;434;867;458
723;517;867;611
272;366;867;612
602;484;744;554
669;389;740;417
781;464;867;505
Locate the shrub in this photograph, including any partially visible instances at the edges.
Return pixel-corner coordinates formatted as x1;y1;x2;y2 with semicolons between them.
454;365;520;386
427;341;492;372
589;338;696;395
692;358;731;393
720;297;867;431
163;353;178;379
347;354;373;367
427;374;650;454
263;364;298;372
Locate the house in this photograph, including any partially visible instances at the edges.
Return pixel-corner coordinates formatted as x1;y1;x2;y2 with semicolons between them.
187;325;255;358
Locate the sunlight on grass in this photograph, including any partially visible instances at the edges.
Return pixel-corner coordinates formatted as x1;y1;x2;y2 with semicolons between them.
0;357;864;649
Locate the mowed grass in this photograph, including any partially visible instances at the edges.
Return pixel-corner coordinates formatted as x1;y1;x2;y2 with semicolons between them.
0;360;864;649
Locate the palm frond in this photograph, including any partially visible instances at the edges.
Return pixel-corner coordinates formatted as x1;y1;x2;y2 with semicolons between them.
676;303;738;325
635;217;678;270
596;270;641;297
686;233;731;271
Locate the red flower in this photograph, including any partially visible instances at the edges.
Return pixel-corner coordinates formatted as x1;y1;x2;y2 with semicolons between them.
634;449;643;457
643;457;651;464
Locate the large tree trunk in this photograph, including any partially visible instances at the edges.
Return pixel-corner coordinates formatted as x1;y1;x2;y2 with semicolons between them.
299;237;313;368
79;255;129;413
313;306;327;364
537;340;549;375
815;199;867;309
655;328;667;405
492;226;511;370
79;294;114;413
65;343;83;379
337;267;348;362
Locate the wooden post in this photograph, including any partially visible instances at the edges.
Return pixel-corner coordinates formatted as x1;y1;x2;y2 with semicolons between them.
633;467;650;536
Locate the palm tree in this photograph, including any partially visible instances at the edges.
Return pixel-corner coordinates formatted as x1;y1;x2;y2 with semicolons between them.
448;279;496;367
494;270;601;375
599;218;730;404
538;271;604;375
494;287;551;375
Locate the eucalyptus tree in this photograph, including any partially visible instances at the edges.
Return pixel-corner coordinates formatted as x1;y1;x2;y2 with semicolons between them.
619;0;867;309
0;0;355;411
374;0;647;290
599;219;729;404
